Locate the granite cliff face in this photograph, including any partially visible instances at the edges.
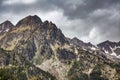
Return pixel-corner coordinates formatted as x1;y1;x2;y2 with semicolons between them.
97;40;120;58
0;15;120;80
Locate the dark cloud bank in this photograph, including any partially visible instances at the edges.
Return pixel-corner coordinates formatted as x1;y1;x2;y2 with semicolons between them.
0;0;120;44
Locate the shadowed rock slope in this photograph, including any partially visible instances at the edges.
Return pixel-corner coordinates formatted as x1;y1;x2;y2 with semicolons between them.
0;15;120;80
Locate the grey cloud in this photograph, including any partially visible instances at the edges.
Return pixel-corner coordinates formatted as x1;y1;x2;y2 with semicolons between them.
0;0;56;14
1;0;120;18
53;0;120;19
0;0;120;44
87;8;120;43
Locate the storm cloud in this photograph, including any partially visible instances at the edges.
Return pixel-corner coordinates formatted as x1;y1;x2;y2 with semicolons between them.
0;0;120;44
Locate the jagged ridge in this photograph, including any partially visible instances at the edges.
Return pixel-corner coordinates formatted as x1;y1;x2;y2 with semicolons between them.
0;15;120;80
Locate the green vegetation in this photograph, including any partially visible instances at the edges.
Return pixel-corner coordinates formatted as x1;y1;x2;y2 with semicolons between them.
67;50;120;80
0;47;56;80
0;65;56;80
0;66;27;80
90;65;108;80
68;60;109;80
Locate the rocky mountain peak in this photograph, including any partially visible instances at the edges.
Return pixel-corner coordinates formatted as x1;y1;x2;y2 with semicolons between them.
70;37;95;49
87;42;93;47
119;41;120;44
70;37;84;46
42;20;68;45
97;40;120;58
0;20;14;33
100;40;114;45
97;40;120;48
43;20;58;30
1;20;13;25
16;15;42;27
0;15;120;80
72;37;83;42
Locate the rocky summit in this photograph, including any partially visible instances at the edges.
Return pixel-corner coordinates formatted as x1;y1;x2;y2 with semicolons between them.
0;15;120;80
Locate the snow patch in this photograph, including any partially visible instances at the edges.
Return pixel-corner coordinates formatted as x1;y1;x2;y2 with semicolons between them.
111;52;117;56
105;50;109;54
90;46;96;51
5;28;9;32
117;55;120;58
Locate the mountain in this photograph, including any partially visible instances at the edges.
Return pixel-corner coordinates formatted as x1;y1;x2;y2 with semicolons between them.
0;15;120;80
97;40;120;58
16;15;42;27
0;20;14;34
69;37;97;50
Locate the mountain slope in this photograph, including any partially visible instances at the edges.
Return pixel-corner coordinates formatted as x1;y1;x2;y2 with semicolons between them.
0;15;120;80
98;40;120;58
0;48;56;80
0;20;14;34
69;37;97;51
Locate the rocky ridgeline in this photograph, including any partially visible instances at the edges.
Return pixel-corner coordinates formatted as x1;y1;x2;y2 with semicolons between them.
0;15;120;80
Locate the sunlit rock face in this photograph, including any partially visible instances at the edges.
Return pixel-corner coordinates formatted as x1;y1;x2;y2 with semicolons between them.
0;20;14;34
0;15;120;80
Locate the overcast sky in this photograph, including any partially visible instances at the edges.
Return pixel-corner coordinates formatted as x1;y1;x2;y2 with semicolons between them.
0;0;120;44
